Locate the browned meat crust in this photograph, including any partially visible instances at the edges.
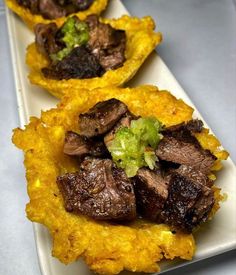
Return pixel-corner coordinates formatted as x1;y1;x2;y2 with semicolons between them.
79;98;128;137
57;157;136;220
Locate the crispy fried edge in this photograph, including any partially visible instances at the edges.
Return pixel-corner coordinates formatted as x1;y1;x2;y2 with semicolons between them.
12;85;228;274
6;0;109;29
26;15;162;98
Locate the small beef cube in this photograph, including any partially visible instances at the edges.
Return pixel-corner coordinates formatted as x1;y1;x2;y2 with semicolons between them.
162;120;204;149
34;23;62;58
98;31;126;70
63;131;88;156
157;119;216;173
176;165;213;187
161;172;214;232
86;15;126;70
163;119;203;134
63;131;108;157
79;98;128;137
42;45;105;80
104;111;137;148
86;15;119;50
133;168;169;221
156;136;216;173
57;158;136;221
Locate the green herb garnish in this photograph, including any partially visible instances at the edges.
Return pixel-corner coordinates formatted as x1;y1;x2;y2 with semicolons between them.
108;117;163;177
50;17;89;62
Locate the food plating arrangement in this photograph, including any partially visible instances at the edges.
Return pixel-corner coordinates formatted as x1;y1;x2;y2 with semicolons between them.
5;0;235;274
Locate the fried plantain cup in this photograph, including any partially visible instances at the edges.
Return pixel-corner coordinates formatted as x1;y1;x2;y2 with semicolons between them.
26;15;162;98
6;0;109;29
12;85;228;274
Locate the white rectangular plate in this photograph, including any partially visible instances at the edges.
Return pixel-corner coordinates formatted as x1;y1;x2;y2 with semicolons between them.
6;0;236;274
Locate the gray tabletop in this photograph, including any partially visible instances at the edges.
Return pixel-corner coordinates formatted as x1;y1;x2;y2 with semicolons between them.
0;0;235;275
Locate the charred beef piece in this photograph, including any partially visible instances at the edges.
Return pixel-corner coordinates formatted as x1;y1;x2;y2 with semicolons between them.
57;158;136;220
98;32;126;70
34;23;63;58
42;45;105;80
156;122;216;173
163;119;203;134
160;119;205;160
156;136;216;173
86;15;126;70
86;15;120;49
104;111;138;148
63;131;108;157
79;98;128;137
133;168;169;221
133;167;214;232
176;165;213;188
161;172;214;232
162;120;204;143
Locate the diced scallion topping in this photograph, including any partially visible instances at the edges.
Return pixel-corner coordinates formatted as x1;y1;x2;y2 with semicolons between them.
108;117;163;177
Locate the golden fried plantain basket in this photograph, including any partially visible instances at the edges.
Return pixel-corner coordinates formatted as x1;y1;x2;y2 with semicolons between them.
6;0;109;29
12;85;228;274
26;15;162;98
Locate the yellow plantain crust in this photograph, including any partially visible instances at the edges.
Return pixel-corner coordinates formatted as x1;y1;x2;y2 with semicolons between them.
26;15;162;98
6;0;108;29
12;85;228;274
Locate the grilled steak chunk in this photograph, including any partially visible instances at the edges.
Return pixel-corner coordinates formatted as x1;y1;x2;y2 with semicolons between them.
104;111;137;147
132;167;214;232
63;131;108;157
161;119;204;150
42;45;105;80
86;15;126;70
57;158;136;220
98;32;126;70
133;168;169;221
86;15;117;48
157;118;216;173
176;165;213;187
35;23;63;58
163;119;203;134
161;172;214;232
79;98;128;137
156;136;216;173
